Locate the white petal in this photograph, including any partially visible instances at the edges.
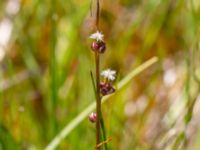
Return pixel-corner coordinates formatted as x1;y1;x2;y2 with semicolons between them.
101;69;116;81
89;31;104;41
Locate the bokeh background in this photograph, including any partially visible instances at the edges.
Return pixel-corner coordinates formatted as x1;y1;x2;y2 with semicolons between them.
0;0;200;150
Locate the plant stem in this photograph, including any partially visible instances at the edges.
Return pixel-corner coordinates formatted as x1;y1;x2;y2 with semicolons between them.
100;111;108;150
95;0;101;149
90;71;97;96
96;0;100;30
95;52;101;150
91;71;107;150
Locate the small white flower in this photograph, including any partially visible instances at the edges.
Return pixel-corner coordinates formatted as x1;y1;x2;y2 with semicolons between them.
101;69;116;81
89;31;104;41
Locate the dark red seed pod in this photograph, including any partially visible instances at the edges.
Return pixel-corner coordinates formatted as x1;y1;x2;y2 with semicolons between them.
101;88;108;96
98;42;106;53
100;82;115;96
100;82;106;88
105;83;110;88
89;112;97;123
91;41;99;51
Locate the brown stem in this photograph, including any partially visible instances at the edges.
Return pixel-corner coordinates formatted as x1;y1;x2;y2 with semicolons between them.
95;0;101;149
96;0;100;30
95;52;101;150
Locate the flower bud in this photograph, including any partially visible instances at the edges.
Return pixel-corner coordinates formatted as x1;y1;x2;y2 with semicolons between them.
100;82;115;96
98;42;106;53
100;82;106;88
91;41;99;51
88;112;97;123
101;88;108;96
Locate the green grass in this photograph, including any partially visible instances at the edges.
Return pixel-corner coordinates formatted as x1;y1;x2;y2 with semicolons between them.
0;0;200;150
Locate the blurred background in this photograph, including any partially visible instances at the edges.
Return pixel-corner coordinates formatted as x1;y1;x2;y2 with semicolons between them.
0;0;200;149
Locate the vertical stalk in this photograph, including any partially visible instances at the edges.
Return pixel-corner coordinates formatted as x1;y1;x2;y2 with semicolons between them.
96;0;100;30
100;112;108;150
95;52;101;150
95;0;101;149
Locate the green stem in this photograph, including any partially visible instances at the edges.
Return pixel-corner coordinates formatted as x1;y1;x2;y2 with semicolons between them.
91;71;108;150
90;71;97;96
91;71;107;150
100;111;108;150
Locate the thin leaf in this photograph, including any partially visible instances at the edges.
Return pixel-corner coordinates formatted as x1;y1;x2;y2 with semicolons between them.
90;71;97;98
100;111;108;150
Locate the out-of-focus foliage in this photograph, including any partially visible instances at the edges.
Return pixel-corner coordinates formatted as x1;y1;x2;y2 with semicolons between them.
0;0;200;150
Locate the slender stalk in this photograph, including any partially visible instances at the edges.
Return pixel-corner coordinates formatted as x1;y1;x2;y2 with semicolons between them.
95;0;101;149
91;71;108;150
96;0;100;30
100;111;108;150
95;52;101;150
90;71;97;96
